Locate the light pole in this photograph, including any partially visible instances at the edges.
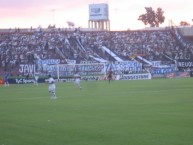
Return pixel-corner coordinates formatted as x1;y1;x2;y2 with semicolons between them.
51;9;55;26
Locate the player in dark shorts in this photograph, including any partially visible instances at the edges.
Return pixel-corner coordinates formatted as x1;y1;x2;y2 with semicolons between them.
107;69;113;83
4;72;10;87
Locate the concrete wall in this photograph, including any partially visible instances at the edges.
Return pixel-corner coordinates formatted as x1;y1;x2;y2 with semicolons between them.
178;26;193;37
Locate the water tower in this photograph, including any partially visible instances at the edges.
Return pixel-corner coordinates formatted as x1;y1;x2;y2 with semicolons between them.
88;3;110;31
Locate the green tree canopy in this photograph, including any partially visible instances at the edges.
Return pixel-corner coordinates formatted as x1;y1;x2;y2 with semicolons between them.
180;21;190;26
138;7;165;27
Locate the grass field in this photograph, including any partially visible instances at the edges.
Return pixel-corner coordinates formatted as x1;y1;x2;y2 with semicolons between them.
0;78;193;145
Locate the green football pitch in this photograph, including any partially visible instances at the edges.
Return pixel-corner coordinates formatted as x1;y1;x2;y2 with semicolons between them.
0;78;193;145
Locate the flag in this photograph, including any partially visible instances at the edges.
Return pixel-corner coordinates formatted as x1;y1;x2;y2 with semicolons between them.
66;21;75;27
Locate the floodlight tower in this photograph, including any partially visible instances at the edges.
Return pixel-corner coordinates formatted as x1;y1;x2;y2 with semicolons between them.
51;9;56;25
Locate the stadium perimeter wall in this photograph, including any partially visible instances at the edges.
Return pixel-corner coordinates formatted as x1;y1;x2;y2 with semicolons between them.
178;26;193;37
1;71;192;84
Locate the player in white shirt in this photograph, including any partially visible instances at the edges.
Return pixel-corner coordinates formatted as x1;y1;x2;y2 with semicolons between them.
34;72;39;86
48;75;57;100
74;72;82;89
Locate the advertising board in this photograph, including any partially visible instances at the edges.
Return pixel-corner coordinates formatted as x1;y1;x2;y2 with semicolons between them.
89;3;109;20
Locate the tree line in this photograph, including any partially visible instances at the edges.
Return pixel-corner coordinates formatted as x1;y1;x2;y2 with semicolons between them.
138;7;191;27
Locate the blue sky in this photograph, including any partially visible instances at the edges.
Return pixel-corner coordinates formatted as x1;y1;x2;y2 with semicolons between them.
0;0;192;30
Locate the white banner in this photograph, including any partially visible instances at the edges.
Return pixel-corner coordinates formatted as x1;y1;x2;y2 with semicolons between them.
37;59;60;65
108;61;142;74
19;64;36;75
120;73;152;80
151;61;161;67
66;59;76;64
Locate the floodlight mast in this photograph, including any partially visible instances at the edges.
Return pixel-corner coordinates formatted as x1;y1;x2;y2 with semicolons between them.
51;9;56;26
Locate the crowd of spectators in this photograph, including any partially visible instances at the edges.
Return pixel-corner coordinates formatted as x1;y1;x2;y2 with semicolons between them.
78;30;181;61
0;27;193;75
0;29;84;74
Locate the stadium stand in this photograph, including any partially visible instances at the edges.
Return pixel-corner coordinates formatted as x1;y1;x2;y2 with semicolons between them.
0;27;193;76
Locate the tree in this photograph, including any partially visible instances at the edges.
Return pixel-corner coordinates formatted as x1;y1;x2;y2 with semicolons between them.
180;21;190;26
138;7;165;27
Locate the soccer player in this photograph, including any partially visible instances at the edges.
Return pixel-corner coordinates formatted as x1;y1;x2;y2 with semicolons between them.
4;72;10;87
48;75;57;100
107;69;113;83
74;72;82;89
34;72;39;86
